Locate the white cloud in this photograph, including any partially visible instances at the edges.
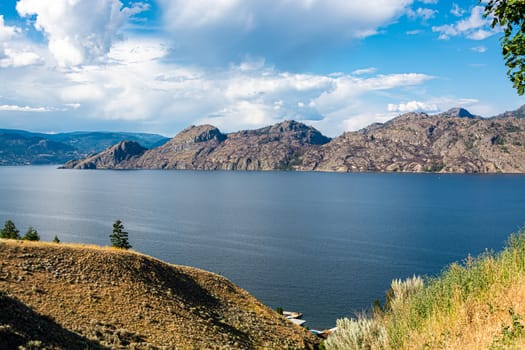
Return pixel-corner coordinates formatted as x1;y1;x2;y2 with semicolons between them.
16;0;149;66
418;0;438;4
0;33;436;135
352;67;378;75
0;104;53;112
0;48;42;68
432;6;497;41
471;46;487;53
406;7;437;21
0;15;19;42
450;3;465;17
157;0;413;66
387;100;439;113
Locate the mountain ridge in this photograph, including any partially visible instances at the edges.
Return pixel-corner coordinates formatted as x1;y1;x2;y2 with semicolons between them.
63;105;525;173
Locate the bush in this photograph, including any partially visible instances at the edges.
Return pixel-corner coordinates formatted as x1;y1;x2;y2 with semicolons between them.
324;317;388;350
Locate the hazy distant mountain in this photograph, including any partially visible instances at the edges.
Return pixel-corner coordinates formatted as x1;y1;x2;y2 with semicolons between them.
0;129;169;166
493;105;525;119
63;105;525;173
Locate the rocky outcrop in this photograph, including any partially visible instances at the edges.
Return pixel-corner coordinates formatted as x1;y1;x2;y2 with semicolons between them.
62;140;147;169
62;105;525;173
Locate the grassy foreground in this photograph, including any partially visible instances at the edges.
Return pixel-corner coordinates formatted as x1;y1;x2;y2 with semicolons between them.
326;228;525;350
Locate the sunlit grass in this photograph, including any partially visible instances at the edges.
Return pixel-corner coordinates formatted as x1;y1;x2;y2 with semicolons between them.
326;227;525;350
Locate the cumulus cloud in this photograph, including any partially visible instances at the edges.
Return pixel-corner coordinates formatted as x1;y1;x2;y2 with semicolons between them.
0;32;437;135
432;6;497;40
16;0;149;66
157;0;413;66
387;100;439;113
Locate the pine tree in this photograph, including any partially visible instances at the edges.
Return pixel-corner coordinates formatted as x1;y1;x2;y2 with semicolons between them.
109;220;131;249
53;235;60;243
23;227;40;241
1;220;20;239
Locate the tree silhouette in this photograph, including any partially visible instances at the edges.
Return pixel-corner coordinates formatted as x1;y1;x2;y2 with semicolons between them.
23;227;40;241
109;220;131;249
1;220;20;239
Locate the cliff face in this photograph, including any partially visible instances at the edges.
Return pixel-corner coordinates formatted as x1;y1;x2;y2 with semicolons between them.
62;105;525;173
0;240;318;349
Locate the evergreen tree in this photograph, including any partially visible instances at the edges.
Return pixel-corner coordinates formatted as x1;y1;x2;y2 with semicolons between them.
23;227;40;241
53;235;60;243
109;220;131;249
1;220;20;239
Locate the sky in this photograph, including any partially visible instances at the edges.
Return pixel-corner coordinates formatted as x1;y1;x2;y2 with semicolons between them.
0;0;524;137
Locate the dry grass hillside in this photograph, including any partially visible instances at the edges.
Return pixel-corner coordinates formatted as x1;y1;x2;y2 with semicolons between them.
0;239;319;349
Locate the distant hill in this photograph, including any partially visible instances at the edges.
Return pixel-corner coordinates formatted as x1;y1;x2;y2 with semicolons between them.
0;239;319;349
63;105;525;173
0;129;169;166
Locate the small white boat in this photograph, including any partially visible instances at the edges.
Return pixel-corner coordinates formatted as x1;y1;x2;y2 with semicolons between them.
288;318;307;326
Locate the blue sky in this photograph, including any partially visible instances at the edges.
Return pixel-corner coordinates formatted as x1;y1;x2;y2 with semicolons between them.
0;0;523;137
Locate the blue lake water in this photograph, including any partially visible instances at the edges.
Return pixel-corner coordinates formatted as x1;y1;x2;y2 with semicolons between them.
1;166;525;329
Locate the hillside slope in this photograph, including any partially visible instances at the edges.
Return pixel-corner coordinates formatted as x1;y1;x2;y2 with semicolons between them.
62;105;525;173
0;240;318;349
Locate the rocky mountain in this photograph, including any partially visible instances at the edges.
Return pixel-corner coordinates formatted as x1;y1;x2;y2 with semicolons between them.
303;109;525;173
0;239;319;349
65;120;331;170
62;105;525;173
0;129;169;166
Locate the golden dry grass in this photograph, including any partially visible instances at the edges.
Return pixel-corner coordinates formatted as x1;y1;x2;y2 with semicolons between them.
0;239;319;349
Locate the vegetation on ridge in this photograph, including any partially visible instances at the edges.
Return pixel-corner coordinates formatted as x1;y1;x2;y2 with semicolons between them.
326;227;525;349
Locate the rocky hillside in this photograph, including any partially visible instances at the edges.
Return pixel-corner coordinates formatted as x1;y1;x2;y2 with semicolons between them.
305;109;525;173
62;105;525;173
0;239;319;349
64;120;331;171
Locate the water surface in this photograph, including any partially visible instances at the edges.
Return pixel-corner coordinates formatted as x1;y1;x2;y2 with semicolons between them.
1;166;525;329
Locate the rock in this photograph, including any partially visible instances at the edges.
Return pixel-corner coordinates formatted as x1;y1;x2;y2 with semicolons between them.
61;105;525;173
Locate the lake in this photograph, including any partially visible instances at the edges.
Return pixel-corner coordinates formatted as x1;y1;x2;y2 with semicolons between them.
1;166;525;329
